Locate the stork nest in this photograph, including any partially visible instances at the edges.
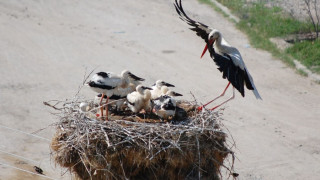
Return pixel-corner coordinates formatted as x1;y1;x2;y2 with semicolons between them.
47;97;235;180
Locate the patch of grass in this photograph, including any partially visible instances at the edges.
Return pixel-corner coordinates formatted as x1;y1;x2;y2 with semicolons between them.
237;20;295;67
198;0;320;74
216;0;310;37
245;4;309;37
296;69;309;77
286;40;320;73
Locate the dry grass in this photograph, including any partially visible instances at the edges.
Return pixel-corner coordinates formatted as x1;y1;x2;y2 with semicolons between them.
46;96;235;180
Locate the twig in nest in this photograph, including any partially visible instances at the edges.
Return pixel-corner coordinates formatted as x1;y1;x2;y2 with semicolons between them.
43;101;64;111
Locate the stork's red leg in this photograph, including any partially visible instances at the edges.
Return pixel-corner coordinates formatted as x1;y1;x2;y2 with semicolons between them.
197;82;231;111
99;93;104;119
210;87;235;111
105;96;109;121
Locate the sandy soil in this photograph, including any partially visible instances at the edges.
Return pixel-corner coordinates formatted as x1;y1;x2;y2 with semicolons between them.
0;0;320;179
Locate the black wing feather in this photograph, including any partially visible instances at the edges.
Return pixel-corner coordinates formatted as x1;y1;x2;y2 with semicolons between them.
174;0;210;43
88;81;115;90
244;70;254;90
97;93;125;99
174;0;254;97
207;43;247;97
128;72;145;81
97;94;107;98
96;72;109;78
172;92;183;96
109;94;125;100
163;100;176;111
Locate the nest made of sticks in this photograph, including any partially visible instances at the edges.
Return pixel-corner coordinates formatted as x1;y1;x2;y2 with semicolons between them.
47;97;235;180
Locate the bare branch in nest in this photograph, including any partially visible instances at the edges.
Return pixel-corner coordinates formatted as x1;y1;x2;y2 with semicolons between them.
75;68;96;97
43;101;64;111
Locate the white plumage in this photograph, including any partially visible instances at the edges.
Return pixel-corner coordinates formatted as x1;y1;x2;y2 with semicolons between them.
88;70;145;119
127;85;152;113
160;86;183;97
88;70;145;97
111;71;145;110
142;90;152;112
87;72;122;97
79;102;90;112
150;80;175;100
207;29;261;99
113;83;136;110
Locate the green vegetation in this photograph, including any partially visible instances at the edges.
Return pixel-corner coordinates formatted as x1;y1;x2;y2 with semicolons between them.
286;40;320;73
199;0;320;74
215;0;310;35
297;69;309;77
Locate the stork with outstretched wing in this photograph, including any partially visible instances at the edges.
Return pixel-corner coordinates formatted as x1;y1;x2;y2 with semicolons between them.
174;0;261;110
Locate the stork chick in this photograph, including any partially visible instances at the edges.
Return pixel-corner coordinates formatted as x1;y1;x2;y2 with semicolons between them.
153;95;177;120
160;86;183;97
150;80;175;100
127;85;152;113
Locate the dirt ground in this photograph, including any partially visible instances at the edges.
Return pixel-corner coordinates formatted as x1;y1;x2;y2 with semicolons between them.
0;0;320;179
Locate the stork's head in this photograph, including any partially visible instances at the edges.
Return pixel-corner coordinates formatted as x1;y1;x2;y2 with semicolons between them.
154;80;175;89
121;69;129;76
136;85;152;94
122;70;145;82
201;29;220;58
118;70;130;87
121;70;145;88
166;90;183;97
208;29;220;42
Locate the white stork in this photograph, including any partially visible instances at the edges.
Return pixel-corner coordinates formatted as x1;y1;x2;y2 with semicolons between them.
174;0;262;111
127;85;153;113
87;70;145;120
153;95;177;120
150;80;175;100
160;86;183;97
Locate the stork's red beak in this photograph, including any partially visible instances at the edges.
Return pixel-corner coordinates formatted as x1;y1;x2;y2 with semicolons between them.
200;39;215;58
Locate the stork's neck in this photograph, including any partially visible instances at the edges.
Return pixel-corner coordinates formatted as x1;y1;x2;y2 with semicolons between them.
161;86;169;94
214;36;223;49
120;78;128;88
214;35;231;53
136;88;143;95
166;90;173;96
144;90;151;100
128;83;136;91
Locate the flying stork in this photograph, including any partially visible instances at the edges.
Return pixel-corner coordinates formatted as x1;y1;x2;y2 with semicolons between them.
174;0;262;111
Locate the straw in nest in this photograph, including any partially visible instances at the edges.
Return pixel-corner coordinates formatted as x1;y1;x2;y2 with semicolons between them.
47;97;235;180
